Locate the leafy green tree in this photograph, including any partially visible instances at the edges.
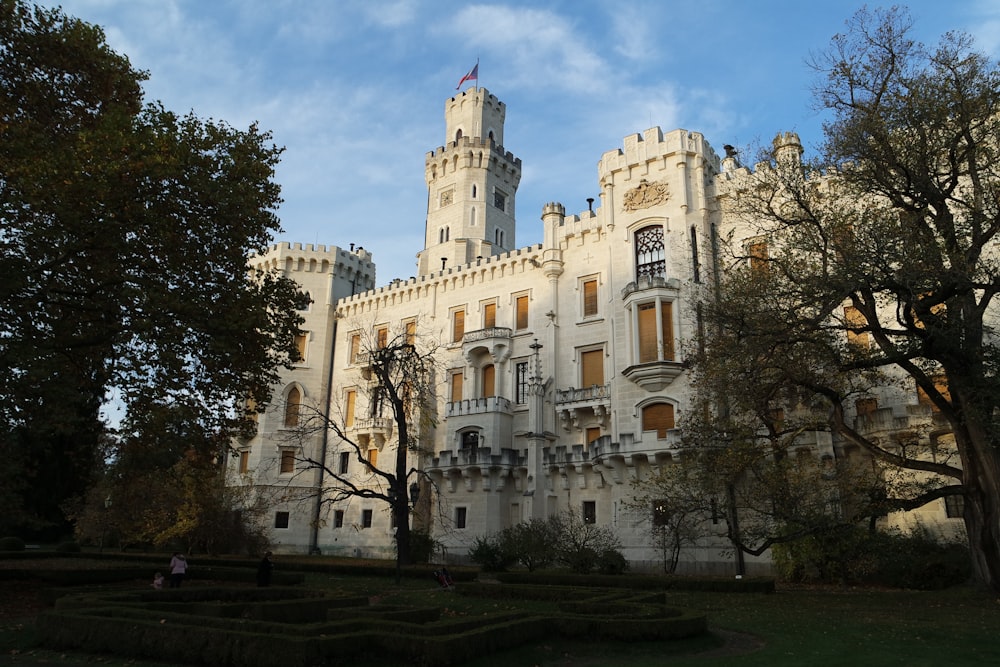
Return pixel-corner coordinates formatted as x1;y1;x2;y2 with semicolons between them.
0;1;306;537
701;7;1000;592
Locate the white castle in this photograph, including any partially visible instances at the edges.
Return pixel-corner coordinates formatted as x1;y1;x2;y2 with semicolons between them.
231;87;962;573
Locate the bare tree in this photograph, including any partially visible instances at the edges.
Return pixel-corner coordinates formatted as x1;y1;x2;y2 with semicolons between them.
285;321;440;572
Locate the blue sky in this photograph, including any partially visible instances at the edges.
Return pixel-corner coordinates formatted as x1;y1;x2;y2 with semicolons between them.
50;1;1000;285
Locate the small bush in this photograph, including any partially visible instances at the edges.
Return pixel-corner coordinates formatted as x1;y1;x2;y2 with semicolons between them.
468;534;515;572
406;530;436;564
597;549;630;575
0;536;26;551
55;541;82;553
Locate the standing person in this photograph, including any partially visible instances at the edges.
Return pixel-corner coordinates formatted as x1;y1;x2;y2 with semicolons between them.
168;552;187;588
256;551;274;587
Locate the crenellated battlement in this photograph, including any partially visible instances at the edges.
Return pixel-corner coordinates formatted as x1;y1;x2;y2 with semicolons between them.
252;241;375;282
337;243;544;312
425;137;521;169
598;127;722;179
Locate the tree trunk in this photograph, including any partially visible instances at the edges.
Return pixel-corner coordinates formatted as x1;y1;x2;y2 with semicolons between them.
961;444;1000;594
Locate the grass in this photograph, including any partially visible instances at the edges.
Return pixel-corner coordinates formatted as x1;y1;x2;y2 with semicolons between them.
3;561;999;666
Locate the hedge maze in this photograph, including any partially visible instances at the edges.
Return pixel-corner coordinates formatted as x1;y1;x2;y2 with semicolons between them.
35;583;708;666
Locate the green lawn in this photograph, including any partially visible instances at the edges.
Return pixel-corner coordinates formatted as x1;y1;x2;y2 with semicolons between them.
3;564;998;666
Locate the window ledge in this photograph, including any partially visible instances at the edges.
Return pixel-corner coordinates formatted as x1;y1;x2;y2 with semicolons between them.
622;361;684;391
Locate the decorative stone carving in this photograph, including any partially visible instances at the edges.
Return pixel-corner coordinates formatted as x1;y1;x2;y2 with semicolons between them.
622;179;669;211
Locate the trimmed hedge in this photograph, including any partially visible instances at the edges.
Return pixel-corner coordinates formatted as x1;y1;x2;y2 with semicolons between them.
36;584;707;666
493;570;775;593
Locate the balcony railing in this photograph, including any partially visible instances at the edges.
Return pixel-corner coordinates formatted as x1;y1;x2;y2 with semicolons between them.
446;396;513;418
555;383;610;405
463;326;513;344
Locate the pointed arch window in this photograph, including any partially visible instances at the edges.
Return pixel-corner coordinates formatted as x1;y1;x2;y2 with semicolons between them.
635;225;666;280
284;387;301;427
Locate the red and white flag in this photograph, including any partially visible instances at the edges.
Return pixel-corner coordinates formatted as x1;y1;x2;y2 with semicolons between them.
456;62;478;90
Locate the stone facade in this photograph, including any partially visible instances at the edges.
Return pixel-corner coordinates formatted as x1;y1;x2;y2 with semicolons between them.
232;87;964;572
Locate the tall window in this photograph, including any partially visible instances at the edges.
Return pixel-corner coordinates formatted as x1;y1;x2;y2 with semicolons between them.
635;225;665;279
280;449;295;474
637;301;674;362
844;305;869;348
450;371;464;403
482;364;496;398
452;309;465;342
367;448;378;467
361;509;373;529
455;507;468;529
945;495;965;518
642;403;675;438
376;325;388;349
338;452;349;475
580;349;604;387
493;189;507;211
349;333;361;364
515;295;529;330
274;512;290;529
334;510;344;528
582;279;598;317
483;302;496;328
404;320;417;345
515;361;528;404
585;427;601;446
582;501;596;524
690;226;701;283
344;389;356;428
748;239;769;272
238;451;249;474
294;333;308;362
284;387;301;427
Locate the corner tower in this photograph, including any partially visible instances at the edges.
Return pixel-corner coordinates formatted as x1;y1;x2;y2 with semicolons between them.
417;86;522;276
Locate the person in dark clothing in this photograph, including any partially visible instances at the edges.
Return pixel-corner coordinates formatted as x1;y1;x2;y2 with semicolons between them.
257;551;274;587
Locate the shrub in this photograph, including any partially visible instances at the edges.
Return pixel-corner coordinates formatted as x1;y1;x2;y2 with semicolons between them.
773;525;971;589
597;548;630;575
0;536;26;551
406;530;436;563
500;519;558;571
552;511;624;574
468;534;515;572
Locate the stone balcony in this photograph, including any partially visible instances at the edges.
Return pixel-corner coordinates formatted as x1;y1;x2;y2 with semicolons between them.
446;396;513;418
554;383;610;430
462;327;513;363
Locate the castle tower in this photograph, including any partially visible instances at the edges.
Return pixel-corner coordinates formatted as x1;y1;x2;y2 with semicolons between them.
417;87;522;276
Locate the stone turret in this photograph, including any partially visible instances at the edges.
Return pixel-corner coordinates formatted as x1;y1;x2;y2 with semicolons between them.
417;87;522;276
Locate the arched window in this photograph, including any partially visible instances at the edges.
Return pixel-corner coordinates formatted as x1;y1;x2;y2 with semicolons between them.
635;225;666;279
642;403;675;438
455;129;463;143
690;226;700;283
471;184;477;199
284;387;301;427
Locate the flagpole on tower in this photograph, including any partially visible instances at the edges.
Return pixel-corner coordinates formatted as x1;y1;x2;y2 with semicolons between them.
456;59;479;91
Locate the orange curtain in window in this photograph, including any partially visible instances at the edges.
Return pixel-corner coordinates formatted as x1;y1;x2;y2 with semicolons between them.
482;365;495;398
515;296;528;330
453;310;465;342
345;390;356;427
581;349;604;387
405;320;416;345
638;303;657;362
483;303;496;328
661;301;674;361
284;387;301;427
583;280;598;317
642;403;675;438
450;372;463;403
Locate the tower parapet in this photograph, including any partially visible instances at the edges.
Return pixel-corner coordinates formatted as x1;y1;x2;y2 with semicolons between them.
251;242;377;302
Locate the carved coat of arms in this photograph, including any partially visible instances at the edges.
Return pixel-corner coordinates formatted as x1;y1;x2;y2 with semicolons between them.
622;179;670;211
